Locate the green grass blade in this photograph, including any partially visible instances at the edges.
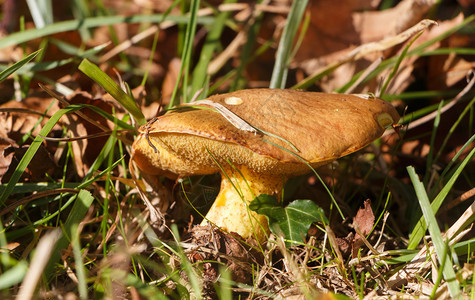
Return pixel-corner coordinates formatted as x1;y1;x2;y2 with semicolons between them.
140;0;180;86
438;133;475;187
408;143;475;249
0;261;28;290
433;97;475;169
217;266;232;299
71;0;92;41
0;182;79;195
0;14;214;50
379;31;423;97
0;43;110;75
419;47;475;56
409;15;475;56
169;0;201;106
407;166;461;299
269;0;308;89
190;0;235;99
46;190;95;277
309;16;475;92
71;223;88;300
122;271;169;299
0;49;42;83
78;59;146;125
170;224;202;298
68;103;135;130
230;4;265;91
49;38;108;57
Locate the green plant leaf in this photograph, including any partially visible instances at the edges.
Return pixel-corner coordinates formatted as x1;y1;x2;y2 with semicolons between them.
249;194;328;246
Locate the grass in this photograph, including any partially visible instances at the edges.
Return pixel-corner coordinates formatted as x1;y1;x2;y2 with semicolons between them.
0;1;474;299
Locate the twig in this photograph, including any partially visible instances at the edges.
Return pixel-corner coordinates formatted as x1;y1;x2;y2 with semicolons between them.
443;187;475;211
405;70;475;131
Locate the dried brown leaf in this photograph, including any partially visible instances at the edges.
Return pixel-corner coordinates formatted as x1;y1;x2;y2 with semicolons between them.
1;144;58;183
351;199;375;258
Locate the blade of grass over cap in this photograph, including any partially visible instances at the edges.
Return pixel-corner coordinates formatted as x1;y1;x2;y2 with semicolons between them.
407;166;461;299
270;0;308;89
0;49;42;83
78;59;146;125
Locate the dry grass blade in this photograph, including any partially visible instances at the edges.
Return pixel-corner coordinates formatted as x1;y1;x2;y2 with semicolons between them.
352;19;438;58
345;56;383;94
15;229;62;300
207;31;247;75
388;199;475;289
39;129;130;142
405;70;475;131
276;236;319;298
128;156;164;226
294;19;437;89
187;99;257;133
100;2;288;63
325;225;347;280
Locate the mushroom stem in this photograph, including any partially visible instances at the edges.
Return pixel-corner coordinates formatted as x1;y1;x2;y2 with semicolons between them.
201;166;284;243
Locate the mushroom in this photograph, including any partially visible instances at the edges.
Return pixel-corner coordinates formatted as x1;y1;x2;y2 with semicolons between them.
132;89;399;242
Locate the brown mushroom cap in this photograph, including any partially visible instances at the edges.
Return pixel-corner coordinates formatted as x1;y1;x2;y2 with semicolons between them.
132;89;399;177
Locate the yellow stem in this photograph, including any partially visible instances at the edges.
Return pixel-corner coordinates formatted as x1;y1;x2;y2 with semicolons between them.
201;166;284;243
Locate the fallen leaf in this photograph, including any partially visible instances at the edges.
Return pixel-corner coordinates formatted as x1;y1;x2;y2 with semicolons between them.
64;91;118;177
352;199;375;258
428;53;475;90
1;144;58;183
